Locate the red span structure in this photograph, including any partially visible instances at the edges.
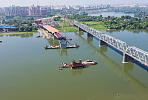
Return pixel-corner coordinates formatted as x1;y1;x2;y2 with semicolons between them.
42;25;65;39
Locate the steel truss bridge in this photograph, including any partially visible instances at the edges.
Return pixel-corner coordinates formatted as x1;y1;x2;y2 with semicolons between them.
73;21;148;67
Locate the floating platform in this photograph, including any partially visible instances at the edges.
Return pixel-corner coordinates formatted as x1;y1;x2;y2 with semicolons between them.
44;44;79;49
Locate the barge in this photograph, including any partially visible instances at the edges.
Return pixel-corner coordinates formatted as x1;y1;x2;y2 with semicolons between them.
45;45;60;49
60;59;97;68
45;41;79;49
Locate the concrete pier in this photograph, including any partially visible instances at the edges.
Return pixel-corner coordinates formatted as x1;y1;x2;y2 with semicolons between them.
99;40;108;47
122;53;134;63
78;27;84;32
60;41;67;49
87;32;93;37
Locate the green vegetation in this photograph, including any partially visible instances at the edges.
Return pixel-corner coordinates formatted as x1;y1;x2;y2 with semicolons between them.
53;19;78;32
84;22;107;30
53;16;61;21
0;31;36;36
1;17;38;32
66;14;148;30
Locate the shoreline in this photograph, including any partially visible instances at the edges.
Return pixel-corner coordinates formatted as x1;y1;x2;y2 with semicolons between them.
0;31;37;35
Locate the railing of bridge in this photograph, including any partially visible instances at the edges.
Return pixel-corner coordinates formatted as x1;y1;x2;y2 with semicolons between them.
73;21;148;66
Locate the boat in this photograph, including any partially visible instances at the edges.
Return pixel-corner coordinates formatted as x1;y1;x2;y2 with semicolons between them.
0;40;2;42
64;37;72;40
66;44;79;48
65;38;72;40
60;59;97;68
45;45;60;49
36;35;43;38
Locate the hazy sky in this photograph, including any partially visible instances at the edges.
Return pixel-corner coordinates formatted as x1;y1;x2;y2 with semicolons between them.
1;0;148;7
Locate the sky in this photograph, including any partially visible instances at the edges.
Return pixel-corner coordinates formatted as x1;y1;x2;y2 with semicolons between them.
1;0;148;7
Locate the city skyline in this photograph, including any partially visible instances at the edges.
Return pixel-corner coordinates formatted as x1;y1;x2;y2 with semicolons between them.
1;0;148;7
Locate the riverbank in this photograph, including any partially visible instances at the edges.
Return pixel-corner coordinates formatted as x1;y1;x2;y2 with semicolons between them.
54;19;107;32
84;21;107;30
0;31;37;36
54;19;78;32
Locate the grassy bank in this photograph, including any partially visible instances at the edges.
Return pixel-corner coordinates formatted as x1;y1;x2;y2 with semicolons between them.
82;21;107;30
55;18;107;32
55;19;78;32
0;31;37;35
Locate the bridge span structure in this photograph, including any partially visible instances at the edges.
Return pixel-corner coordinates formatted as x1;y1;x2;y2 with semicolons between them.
40;25;65;40
73;21;148;67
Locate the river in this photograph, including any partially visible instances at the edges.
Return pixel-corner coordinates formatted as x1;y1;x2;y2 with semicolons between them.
0;30;148;100
88;12;135;17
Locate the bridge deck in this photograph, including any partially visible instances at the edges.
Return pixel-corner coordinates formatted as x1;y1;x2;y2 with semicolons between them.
42;25;65;39
42;25;59;34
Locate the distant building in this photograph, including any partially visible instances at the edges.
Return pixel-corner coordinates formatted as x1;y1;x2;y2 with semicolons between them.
4;6;29;16
4;5;46;16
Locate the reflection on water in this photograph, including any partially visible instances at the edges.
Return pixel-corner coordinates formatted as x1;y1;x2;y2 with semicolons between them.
71;68;83;76
0;33;34;38
57;49;68;56
87;36;93;43
89;12;135;17
46;38;59;46
75;31;148;89
1;32;148;100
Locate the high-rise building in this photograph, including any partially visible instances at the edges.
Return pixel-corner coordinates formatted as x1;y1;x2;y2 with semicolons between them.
4;5;46;16
29;5;47;15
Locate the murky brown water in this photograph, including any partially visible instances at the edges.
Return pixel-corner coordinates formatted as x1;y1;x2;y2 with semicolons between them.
0;31;148;100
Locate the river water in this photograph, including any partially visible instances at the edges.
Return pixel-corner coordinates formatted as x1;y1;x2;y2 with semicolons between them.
0;31;148;100
88;12;135;17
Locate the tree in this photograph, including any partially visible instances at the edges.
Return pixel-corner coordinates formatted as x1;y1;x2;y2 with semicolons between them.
33;27;38;31
2;19;5;24
19;26;25;31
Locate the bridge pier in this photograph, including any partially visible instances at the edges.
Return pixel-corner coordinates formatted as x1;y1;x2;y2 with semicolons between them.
87;32;93;37
60;41;67;49
78;27;84;32
122;53;134;63
99;40;108;47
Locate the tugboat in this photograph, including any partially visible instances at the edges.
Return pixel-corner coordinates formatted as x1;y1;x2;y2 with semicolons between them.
60;59;97;68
